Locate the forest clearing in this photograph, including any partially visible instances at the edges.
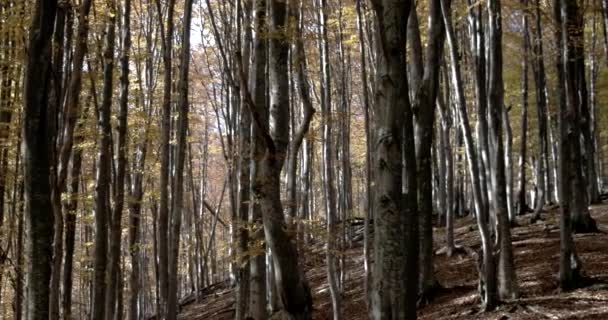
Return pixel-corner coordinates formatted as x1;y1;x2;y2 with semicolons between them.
7;0;608;319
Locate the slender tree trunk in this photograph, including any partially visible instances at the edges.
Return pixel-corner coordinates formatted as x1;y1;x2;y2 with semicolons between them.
105;0;132;317
92;6;116;319
518;0;530;216
355;0;373;304
369;0;418;318
530;0;550;219
316;0;341;318
235;1;252;319
247;1;268;318
441;0;497;310
411;0;444;299
487;0;518;300
166;0;193;317
156;0;176;314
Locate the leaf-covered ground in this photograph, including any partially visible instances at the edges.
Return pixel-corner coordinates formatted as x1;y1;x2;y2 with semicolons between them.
178;202;608;319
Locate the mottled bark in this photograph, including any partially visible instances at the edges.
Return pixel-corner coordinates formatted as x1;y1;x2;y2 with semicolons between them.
411;0;444;299
487;0;518;300
369;0;418;318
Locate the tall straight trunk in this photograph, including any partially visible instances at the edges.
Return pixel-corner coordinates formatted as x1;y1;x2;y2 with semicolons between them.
440;0;497;310
63;148;83;320
247;1;268;318
517;0;530;216
467;0;490;221
558;0;583;289
235;1;252;319
317;0;341;318
530;0;550;217
156;0;175;314
601;0;608;63
14;182;24;320
355;0;373;303
565;0;598;233
503;107;514;223
105;0;132;317
22;1;57;319
411;0;444;299
487;0;518;300
438;94;455;256
49;5;67;318
369;0;418;318
92;7;116;320
577;19;599;206
166;0;193;317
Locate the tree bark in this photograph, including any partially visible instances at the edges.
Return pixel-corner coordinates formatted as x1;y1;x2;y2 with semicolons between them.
317;0;341;318
92;6;116;319
487;0;518;300
411;0;444;299
440;0;497;310
369;0;418;318
557;0;583;289
22;1;57;319
166;0;193;317
105;0;132;317
155;0;176;314
517;0;530;216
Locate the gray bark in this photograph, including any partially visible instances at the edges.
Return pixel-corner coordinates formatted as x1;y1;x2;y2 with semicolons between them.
440;0;497;310
317;0;341;317
155;0;176;314
369;0;418;318
166;0;193;317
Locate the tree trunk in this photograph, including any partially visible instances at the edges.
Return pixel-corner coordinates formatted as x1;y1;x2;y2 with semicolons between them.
156;0;176;314
105;0;131;317
166;0;193;317
557;0;583;289
317;0;341;318
235;1;252;319
411;0;444;299
22;1;57;319
487;0;518;300
530;0;551;219
355;0;373;303
92;6;116;319
441;0;497;310
517;0;530;216
369;0;418;318
247;1;268;318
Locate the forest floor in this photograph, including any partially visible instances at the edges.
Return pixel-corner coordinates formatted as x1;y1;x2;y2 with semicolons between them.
178;202;608;320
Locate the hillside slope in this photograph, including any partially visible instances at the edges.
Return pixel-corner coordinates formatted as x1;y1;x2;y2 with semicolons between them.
178;203;608;319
